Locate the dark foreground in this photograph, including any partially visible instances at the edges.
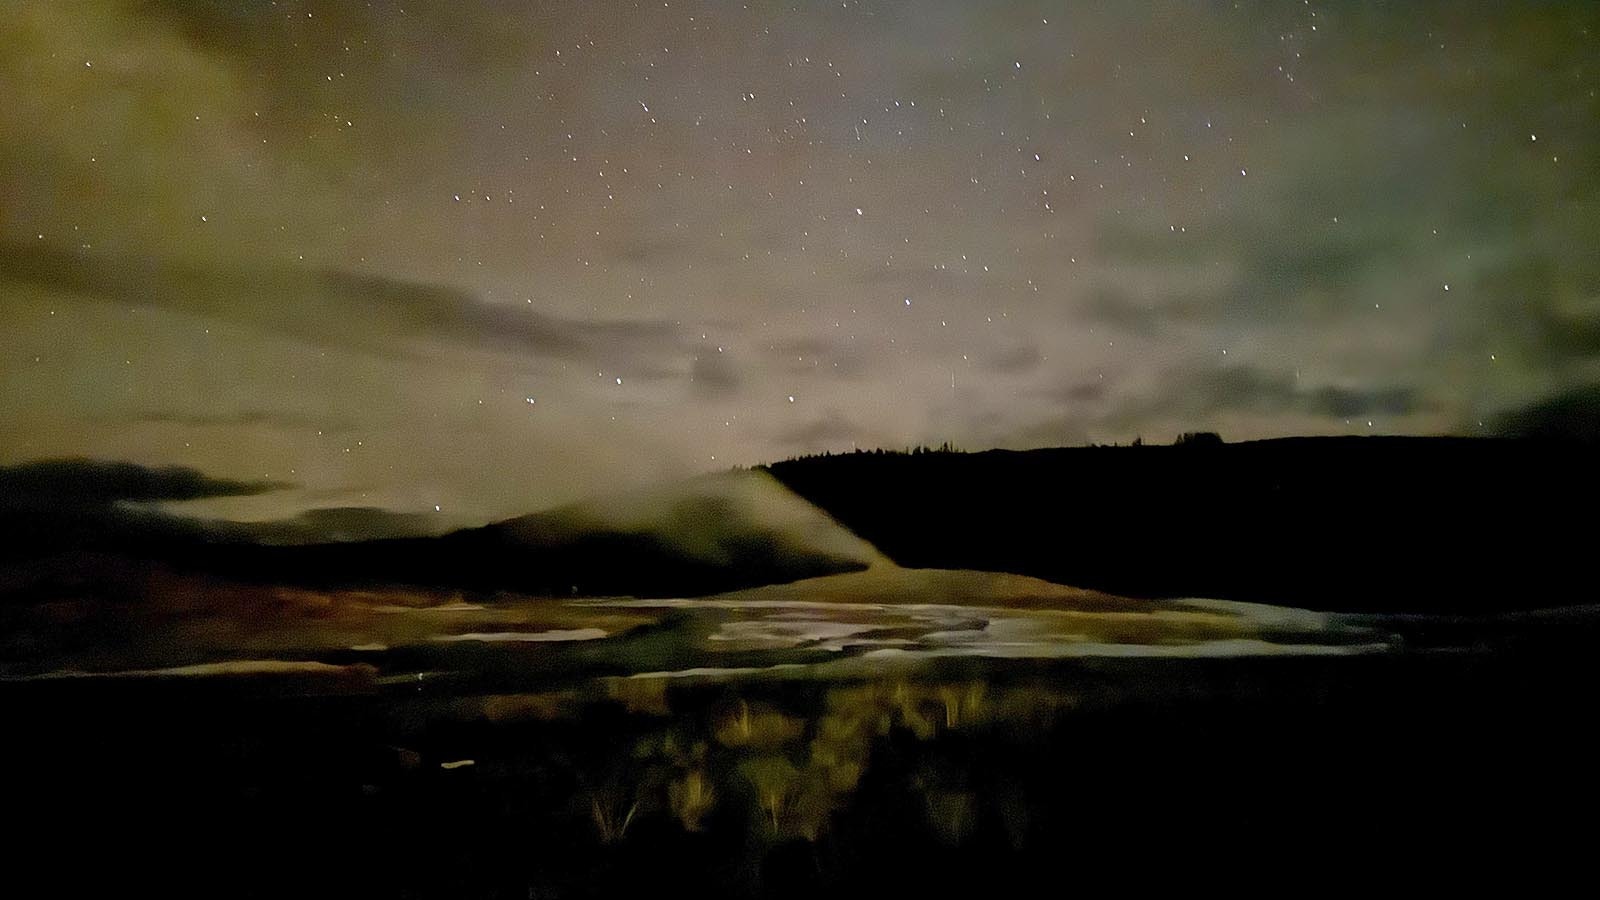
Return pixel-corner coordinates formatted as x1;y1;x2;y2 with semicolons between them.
6;631;1596;898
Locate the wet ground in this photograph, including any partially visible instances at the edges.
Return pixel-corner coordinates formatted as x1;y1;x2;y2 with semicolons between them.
1;566;1392;684
3;567;1596;896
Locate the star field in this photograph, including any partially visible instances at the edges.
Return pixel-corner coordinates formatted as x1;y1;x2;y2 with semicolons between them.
1;1;1597;521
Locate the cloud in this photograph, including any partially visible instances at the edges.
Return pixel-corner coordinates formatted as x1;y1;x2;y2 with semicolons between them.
1086;213;1406;339
1079;283;1226;336
853;262;975;295
139;0;555;77
321;270;693;365
0;241;695;367
1475;255;1600;362
976;343;1043;375
1079;91;1592;340
992;417;1096;451
1492;384;1600;442
774;409;869;454
1301;384;1417;419
1028;380;1108;407
0;458;283;511
0;462;437;547
118;409;348;432
1540;308;1600;360
600;231;699;266
1178;366;1419;420
1054;365;1422;438
768;336;877;379
689;352;743;397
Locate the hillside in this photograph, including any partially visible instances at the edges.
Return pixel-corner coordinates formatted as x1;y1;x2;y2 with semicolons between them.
1;468;879;601
764;436;1598;614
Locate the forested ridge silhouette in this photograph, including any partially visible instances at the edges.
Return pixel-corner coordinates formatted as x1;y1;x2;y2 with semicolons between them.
766;436;1597;614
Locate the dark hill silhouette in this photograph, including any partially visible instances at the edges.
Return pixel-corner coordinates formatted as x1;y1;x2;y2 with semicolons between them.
0;468;874;600
763;436;1597;614
202;478;872;597
194;524;859;599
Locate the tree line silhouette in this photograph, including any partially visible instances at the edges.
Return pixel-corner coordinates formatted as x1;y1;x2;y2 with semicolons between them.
764;435;1597;614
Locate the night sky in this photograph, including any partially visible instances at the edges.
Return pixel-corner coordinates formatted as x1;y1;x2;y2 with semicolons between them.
2;1;1597;523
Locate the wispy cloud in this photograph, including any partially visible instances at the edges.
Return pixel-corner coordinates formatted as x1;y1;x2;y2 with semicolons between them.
0;242;699;371
0;458;284;511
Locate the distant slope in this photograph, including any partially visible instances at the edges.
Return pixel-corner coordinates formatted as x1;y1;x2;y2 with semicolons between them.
699;565;1139;612
764;437;1598;614
197;470;881;597
3;469;881;600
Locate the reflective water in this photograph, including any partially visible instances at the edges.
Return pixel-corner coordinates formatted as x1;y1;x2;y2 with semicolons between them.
3;566;1593;896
